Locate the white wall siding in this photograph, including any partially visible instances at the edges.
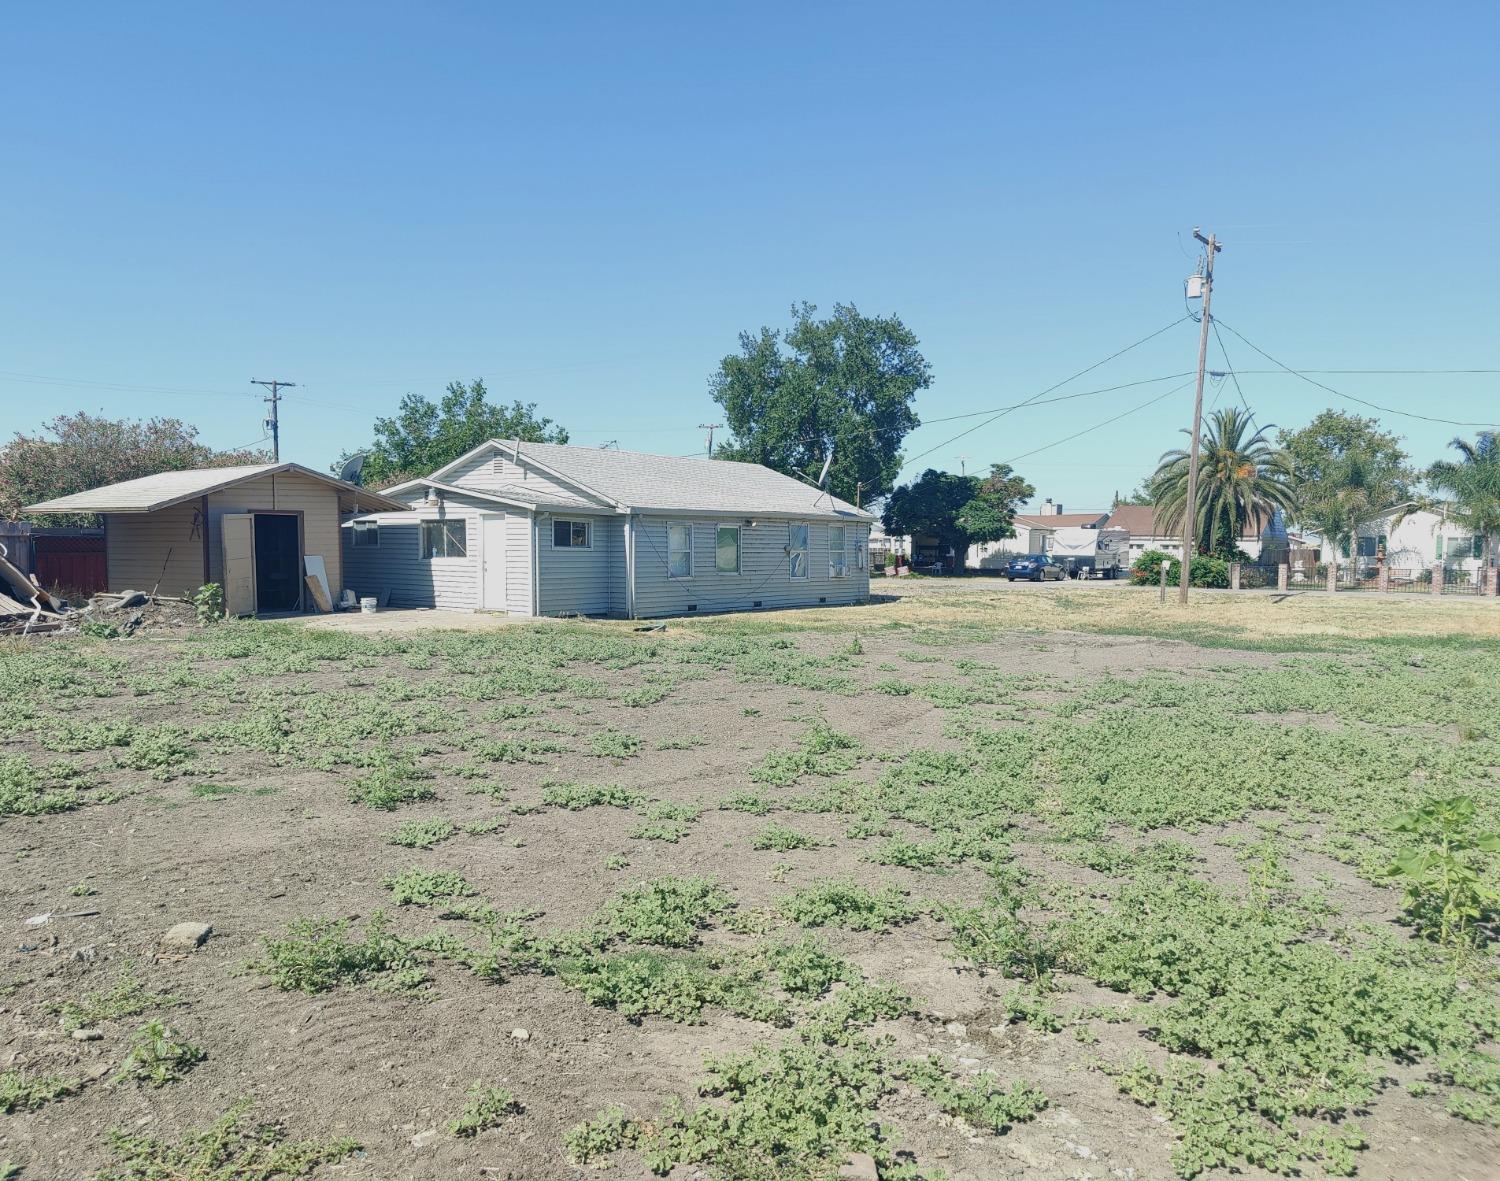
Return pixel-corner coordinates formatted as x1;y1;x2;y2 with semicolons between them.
505;511;535;614
536;513;612;615
604;518;628;616
630;517;869;618
443;449;590;505
341;493;489;610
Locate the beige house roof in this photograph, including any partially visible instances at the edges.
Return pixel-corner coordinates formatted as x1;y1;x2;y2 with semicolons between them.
1104;504;1263;539
25;463;408;515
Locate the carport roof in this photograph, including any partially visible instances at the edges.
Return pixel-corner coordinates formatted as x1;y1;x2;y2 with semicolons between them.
24;463;409;515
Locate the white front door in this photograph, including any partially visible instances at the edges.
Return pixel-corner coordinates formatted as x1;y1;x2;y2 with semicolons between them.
220;513;255;616
480;514;507;611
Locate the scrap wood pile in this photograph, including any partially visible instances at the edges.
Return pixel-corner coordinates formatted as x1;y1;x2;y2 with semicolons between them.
0;553;196;638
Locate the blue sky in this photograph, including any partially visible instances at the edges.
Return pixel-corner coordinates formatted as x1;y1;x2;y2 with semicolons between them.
3;2;1496;511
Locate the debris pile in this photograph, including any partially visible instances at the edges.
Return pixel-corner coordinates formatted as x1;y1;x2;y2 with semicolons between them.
0;551;199;638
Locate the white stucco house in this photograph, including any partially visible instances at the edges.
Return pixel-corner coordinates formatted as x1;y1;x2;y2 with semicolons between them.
1316;504;1489;575
341;441;872;618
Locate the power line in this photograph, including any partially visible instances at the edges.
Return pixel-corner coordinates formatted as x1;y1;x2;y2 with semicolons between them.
1210;319;1250;417
918;372;1195;425
996;380;1197;465
898;315;1193;472
1214;322;1500;428
0;371;254;400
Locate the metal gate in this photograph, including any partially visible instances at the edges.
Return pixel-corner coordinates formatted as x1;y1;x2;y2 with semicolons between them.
1442;566;1482;596
1386;567;1428;594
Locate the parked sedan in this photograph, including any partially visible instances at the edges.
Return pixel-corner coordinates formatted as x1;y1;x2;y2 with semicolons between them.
1005;554;1065;581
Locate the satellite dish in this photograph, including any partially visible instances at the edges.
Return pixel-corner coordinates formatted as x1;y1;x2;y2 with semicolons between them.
338;453;367;486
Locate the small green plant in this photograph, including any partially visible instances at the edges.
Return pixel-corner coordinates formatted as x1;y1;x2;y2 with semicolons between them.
80;619;121;640
0;1069;79;1113
190;582;224;623
565;1107;639;1164
55;967;181;1032
1384;795;1499;947
382;868;475;906
258;912;420;994
113;1020;204;1087
348;757;436;810
450;1083;522;1136
587;730;643;759
388;818;458;848
777;879;915;931
902;1058;1049;1131
68;882;96;897
604;853;630;871
595;876;732;947
95;1100;358;1180
541;781;642;810
751;822;823;852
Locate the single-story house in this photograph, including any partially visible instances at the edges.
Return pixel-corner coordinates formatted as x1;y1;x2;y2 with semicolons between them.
341;440;873;618
1101;504;1282;561
25;463;406;613
968;501;1110;569
1316;504;1491;573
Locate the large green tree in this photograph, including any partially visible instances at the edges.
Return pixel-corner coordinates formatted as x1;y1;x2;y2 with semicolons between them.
882;470;977;567
1427;432;1500;563
1277;410;1415;562
1;413;268;526
1150;406;1297;556
710;302;930;505
351;379;569;488
956;464;1035;547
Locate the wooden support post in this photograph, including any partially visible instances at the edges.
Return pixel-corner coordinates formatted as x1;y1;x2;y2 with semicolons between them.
1229;562;1241;591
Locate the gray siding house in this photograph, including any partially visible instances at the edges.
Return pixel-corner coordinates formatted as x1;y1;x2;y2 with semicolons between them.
342;441;872;618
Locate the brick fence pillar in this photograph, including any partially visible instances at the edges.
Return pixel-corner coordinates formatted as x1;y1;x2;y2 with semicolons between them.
1326;564;1339;594
1485;567;1499;597
1431;564;1444;595
1377;565;1390;593
1230;562;1241;591
1277;563;1289;591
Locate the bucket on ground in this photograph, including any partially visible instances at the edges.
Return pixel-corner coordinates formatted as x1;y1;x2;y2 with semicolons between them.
360;597;378;614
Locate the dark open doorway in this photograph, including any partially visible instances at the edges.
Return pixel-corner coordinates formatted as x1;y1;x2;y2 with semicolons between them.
253;514;302;612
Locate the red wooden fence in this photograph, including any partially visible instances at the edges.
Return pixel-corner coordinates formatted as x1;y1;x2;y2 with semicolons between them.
34;534;107;594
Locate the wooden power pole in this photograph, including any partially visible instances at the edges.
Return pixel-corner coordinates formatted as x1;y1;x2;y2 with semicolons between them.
1179;230;1220;604
251;379;296;462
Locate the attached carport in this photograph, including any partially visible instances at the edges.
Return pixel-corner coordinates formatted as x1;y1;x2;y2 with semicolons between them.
25;463;406;615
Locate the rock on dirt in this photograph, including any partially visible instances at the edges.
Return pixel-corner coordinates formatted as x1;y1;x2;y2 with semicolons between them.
510;1027;530;1041
161;921;213;951
839;1153;879;1180
71;1028;103;1042
410;1128;440;1149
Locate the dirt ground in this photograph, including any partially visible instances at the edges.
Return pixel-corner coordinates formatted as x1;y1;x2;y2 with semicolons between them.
2;581;1498;1181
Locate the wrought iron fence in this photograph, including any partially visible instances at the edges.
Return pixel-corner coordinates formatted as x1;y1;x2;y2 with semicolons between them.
1441;565;1483;596
1386;567;1429;594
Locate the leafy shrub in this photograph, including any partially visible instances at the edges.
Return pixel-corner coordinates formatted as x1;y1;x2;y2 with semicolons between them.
95;1100;358;1180
1384;794;1499;947
450;1083;521;1136
113;1020;204;1087
1129;550;1230;588
777;879;916;931
752;823;823;852
348;757;436;810
902;1058;1048;1131
595;876;732;947
0;1070;78;1113
258;912;419;994
541;781;642;810
387;819;457;849
190;582;224;623
0;755;81;816
382;868;475;906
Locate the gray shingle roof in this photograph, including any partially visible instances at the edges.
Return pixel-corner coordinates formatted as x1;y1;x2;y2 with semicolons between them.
25;463;408;514
504;442;872;520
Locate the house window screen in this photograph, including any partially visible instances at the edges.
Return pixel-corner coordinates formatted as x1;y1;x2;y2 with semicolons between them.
829;525;848;578
352;521;379;548
553;519;592;548
788;523;809;579
716;526;741;574
421;520;466;559
667;523;693;578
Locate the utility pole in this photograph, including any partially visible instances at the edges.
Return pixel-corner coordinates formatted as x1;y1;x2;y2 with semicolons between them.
251;379;296;462
698;422;722;457
957;454;969;477
1179;229;1220;604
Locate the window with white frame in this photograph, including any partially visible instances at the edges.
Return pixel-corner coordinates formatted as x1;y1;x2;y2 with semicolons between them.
788;523;809;579
420;519;467;559
352;521;380;548
829;524;848;578
667;522;693;578
715;525;741;574
552;519;592;549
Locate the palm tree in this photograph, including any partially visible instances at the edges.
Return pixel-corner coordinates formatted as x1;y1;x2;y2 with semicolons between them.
1150;406;1297;556
1426;432;1500;565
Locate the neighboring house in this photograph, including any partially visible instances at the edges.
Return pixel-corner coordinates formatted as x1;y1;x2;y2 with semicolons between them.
341;441;873;618
24;463;405;613
1101;504;1277;561
1316;504;1488;574
968;501;1109;569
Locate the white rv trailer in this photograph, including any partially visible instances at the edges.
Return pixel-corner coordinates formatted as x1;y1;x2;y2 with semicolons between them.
1048;526;1130;579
